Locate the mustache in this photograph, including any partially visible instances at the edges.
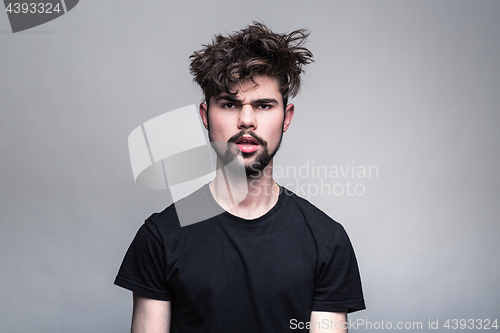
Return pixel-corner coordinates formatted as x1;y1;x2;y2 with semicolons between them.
228;130;267;147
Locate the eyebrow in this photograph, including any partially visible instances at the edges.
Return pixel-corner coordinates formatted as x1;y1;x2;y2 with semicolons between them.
215;95;241;103
253;98;279;105
215;95;279;105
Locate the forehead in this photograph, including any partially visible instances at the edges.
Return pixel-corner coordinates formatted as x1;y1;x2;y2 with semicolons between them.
216;75;282;101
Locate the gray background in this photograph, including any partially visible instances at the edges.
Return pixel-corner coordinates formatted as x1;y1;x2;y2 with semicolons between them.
1;0;499;332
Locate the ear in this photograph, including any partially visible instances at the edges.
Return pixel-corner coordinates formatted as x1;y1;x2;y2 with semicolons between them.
283;103;294;133
199;103;209;130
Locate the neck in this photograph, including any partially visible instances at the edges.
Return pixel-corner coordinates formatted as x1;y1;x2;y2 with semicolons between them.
209;159;280;220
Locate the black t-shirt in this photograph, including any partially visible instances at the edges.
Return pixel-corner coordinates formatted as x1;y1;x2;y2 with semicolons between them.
115;184;365;332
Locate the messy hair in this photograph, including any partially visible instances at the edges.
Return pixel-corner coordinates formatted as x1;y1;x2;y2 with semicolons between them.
189;22;314;105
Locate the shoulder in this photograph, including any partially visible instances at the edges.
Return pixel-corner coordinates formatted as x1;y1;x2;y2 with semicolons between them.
143;202;177;237
143;183;221;249
280;185;344;237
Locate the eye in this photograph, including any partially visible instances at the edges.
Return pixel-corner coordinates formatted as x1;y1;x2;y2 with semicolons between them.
258;104;272;110
222;103;236;109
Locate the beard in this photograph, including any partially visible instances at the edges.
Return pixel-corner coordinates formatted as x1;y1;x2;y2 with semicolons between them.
208;129;283;177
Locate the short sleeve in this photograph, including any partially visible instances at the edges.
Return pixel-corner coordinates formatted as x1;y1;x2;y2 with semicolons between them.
312;224;365;313
114;218;171;301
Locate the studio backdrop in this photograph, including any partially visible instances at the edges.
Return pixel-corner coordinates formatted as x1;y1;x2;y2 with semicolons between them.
1;1;499;332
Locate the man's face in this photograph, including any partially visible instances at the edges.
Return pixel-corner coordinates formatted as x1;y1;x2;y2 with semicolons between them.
199;75;294;176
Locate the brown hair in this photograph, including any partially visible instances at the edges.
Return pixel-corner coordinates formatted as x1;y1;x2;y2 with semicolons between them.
189;22;314;105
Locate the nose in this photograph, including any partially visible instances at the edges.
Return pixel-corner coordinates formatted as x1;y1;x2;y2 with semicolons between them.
237;104;257;130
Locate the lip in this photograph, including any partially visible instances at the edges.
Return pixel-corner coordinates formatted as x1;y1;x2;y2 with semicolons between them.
234;135;259;153
234;136;259;144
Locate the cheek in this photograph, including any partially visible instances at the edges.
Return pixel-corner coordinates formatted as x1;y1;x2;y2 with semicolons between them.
267;114;285;134
261;122;285;145
208;114;232;139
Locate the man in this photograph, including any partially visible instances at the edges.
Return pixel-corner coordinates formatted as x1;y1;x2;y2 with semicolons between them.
115;22;365;332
